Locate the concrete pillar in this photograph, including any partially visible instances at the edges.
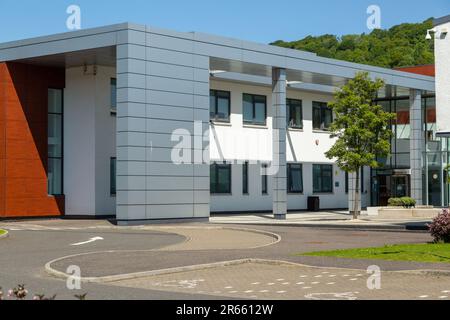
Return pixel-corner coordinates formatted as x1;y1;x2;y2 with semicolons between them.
410;89;423;205
272;68;287;220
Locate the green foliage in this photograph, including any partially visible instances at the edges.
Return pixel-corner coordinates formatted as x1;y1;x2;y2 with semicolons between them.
388;197;403;207
271;19;434;68
325;72;395;174
388;197;416;208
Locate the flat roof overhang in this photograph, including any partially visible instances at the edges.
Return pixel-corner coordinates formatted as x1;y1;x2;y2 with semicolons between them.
0;22;435;92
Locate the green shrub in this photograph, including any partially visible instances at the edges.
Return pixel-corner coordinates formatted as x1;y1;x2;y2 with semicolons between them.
388;197;416;208
388;198;403;207
401;197;416;208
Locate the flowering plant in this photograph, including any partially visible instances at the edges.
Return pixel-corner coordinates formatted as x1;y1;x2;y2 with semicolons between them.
428;209;450;243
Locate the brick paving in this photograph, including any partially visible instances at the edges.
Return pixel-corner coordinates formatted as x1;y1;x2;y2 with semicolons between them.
109;262;450;300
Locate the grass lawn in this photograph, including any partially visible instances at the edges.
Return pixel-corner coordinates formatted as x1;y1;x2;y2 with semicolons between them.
299;244;450;264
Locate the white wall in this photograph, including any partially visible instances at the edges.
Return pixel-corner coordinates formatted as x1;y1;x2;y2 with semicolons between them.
64;66;116;216
209;80;370;212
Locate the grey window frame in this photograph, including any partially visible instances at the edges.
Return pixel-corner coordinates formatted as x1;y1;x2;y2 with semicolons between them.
313;164;334;193
210;90;231;122
287;99;303;129
110;78;117;113
243;161;249;195
243;93;267;126
287;163;303;194
210;163;232;194
48;88;64;196
262;164;268;195
110;157;117;196
313;101;333;131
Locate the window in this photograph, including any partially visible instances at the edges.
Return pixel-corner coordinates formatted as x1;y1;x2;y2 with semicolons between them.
110;157;117;196
243;94;267;125
48;88;63;195
287;99;303;129
210;90;231;122
210;163;231;194
313;164;333;193
345;172;349;194
313;101;332;130
110;78;117;112
243;161;249;195
262;164;268;195
288;164;303;193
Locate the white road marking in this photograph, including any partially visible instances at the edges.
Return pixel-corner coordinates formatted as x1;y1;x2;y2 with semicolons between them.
71;236;104;246
439;296;448;299
419;295;429;298
296;282;305;285
259;290;269;293
251;282;260;285
327;282;336;285
276;291;286;294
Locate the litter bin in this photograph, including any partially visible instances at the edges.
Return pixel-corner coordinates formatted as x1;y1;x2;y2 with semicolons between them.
308;196;320;212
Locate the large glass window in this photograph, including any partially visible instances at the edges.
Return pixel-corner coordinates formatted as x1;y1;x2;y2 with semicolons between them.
395;99;410;140
110;157;117;196
313;164;333;193
48;88;63;195
288;164;303;193
287;99;303;129
210;163;232;194
210;90;230;122
312;102;332;130
243;94;267;125
110;78;117;112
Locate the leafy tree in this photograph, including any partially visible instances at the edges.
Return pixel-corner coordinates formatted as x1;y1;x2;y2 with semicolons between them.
326;72;395;219
271;19;434;68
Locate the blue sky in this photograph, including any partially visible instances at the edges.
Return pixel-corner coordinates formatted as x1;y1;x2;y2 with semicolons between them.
0;0;449;44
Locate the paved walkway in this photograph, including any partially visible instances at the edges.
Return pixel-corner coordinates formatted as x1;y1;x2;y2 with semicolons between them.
110;261;450;300
210;212;431;229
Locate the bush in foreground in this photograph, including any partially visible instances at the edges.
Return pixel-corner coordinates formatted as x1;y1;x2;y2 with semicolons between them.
429;209;450;243
0;284;86;300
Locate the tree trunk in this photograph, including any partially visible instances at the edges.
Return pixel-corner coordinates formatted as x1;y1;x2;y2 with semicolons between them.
353;169;360;220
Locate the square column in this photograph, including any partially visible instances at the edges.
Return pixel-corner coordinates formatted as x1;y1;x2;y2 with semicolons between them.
115;28;210;225
272;68;287;220
410;89;423;205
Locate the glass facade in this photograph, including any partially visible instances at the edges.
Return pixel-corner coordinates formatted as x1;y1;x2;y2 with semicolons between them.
370;90;446;207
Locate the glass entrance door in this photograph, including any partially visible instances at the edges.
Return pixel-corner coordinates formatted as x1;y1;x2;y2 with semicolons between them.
391;176;409;198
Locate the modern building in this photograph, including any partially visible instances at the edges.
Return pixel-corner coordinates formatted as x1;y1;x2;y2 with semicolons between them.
0;22;439;224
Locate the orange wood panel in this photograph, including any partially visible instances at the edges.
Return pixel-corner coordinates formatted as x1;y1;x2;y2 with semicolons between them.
0;62;65;218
